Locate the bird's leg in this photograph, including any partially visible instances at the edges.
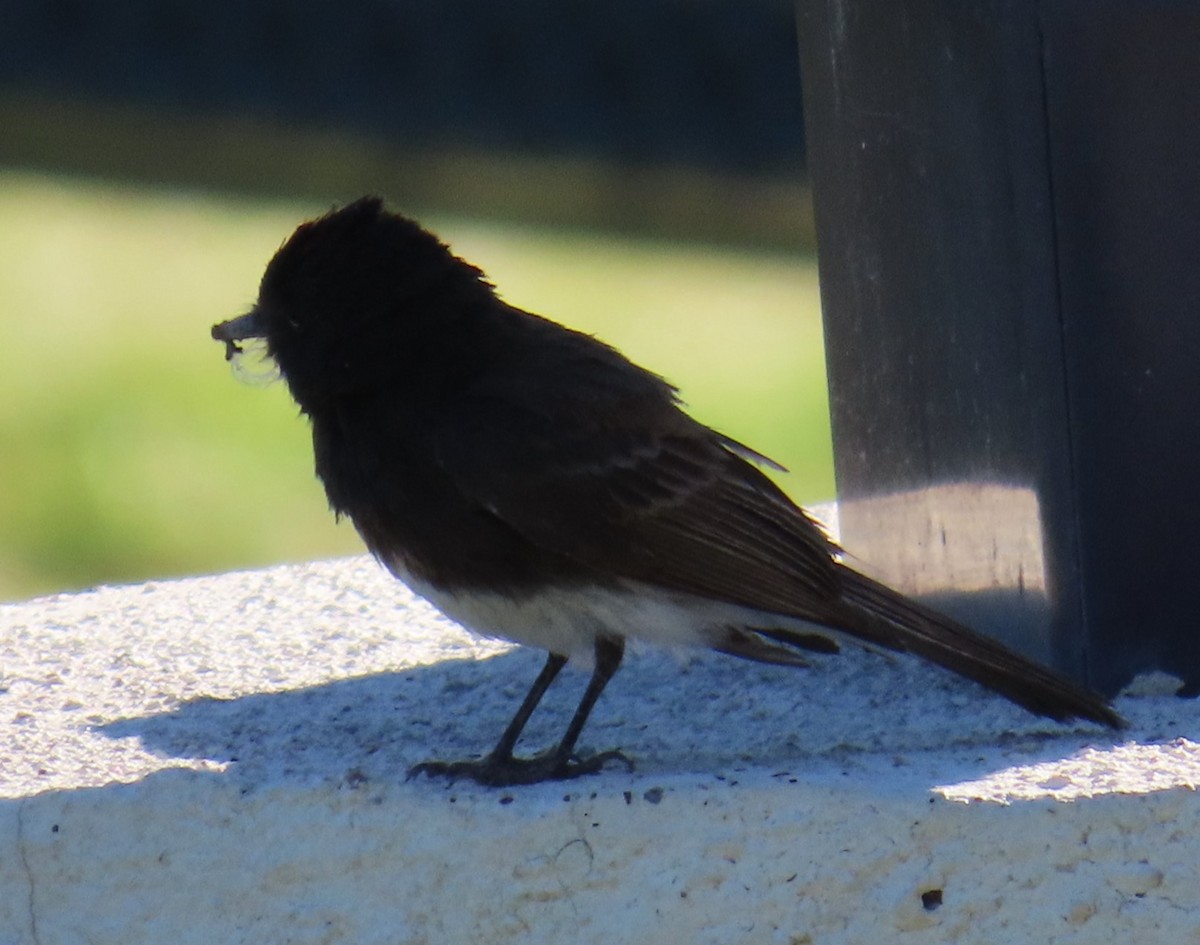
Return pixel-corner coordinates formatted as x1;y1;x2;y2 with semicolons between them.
486;651;569;761
549;635;627;765
409;637;632;786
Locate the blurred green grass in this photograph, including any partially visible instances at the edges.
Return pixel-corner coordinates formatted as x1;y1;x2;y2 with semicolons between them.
0;168;831;602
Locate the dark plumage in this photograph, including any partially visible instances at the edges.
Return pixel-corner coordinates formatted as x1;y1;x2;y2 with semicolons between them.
212;197;1123;786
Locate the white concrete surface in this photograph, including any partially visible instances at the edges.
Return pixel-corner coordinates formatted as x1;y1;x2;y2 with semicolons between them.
1;555;1198;944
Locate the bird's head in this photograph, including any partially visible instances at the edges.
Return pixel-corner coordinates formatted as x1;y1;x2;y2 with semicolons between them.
211;197;494;414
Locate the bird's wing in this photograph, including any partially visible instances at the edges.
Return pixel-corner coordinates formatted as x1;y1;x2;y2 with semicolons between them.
432;389;846;625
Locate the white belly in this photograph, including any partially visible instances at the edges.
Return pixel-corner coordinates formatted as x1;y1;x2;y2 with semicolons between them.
383;553;767;659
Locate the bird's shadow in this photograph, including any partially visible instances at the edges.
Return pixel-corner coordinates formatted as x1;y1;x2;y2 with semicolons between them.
95;643;1148;794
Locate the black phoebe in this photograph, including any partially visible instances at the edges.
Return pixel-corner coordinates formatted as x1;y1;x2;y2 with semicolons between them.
212;197;1123;786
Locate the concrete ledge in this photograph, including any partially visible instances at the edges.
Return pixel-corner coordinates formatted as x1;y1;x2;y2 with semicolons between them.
1;557;1198;943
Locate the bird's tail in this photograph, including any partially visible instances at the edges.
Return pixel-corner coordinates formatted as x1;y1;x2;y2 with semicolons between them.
836;565;1125;728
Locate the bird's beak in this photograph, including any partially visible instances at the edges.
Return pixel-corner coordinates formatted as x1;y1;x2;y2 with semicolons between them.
212;309;267;361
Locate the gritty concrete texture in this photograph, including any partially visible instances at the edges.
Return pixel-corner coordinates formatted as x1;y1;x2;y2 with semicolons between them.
1;555;1198;944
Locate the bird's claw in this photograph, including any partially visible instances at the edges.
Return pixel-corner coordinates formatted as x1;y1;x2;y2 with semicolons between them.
408;749;633;787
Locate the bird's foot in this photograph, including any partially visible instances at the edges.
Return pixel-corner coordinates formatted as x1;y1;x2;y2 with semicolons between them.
408;748;633;787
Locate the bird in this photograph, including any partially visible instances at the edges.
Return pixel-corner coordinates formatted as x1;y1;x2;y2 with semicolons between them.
211;197;1123;786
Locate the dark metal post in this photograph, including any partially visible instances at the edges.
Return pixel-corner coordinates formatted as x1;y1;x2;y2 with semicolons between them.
796;0;1200;694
